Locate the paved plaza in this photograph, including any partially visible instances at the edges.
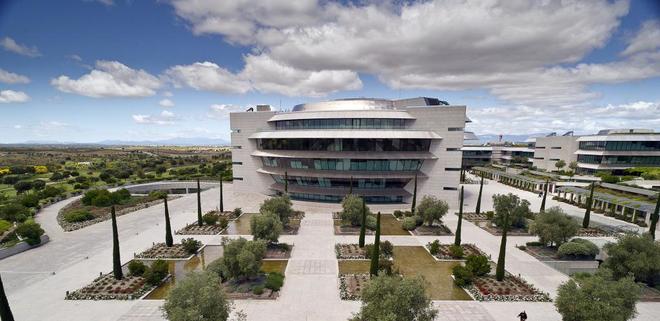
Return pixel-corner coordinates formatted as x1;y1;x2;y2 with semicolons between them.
1;178;659;321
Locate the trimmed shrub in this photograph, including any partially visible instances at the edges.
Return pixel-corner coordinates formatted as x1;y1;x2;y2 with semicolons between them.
465;255;491;277
265;272;284;291
365;215;377;230
393;210;404;218
452;265;474;286
557;239;599;259
63;209;94;223
380;241;394;258
145;259;169;286
449;244;464;259
232;208;243;218
15;220;44;245
413;215;424;226
219;217;229;229
128;260;147;276
428;240;440;255
203;212;218;225
402;217;416;230
181;238;202;255
252;285;265;295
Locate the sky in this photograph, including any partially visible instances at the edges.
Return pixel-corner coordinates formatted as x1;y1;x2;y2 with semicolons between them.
0;0;659;143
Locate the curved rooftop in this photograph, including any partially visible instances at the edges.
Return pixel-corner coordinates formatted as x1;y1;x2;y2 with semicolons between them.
292;99;395;112
291;97;448;112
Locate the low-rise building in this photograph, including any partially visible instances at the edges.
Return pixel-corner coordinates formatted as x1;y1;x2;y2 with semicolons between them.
575;129;660;174
532;132;580;171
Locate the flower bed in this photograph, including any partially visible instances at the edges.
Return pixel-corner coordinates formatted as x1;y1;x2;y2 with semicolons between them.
411;224;453;236
576;227;613;237
462;213;490;221
465;275;551;302
135;243;194;259
335;244;367;259
222;272;283;300
265;244;293;259
57;196;179;231
176;223;226;235
65;273;153;300
334;224;375;236
428;243;487;260
339;273;369;300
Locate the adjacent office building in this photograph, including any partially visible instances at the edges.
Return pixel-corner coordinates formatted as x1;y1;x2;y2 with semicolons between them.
576;129;660;174
532;132;580;171
230;98;467;205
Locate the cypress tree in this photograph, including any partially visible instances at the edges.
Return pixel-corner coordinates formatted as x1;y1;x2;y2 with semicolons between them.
649;196;659;240
454;186;464;246
475;174;484;214
358;198;366;248
111;205;123;280
411;174;418;215
583;182;595;228
219;178;224;213
495;208;509;281
284;171;288;194
369;212;381;277
540;179;549;213
349;176;353;195
164;197;173;247
196;179;203;227
0;274;14;321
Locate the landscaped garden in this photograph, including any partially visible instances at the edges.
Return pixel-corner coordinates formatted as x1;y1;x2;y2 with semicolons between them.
176;209;235;235
135;238;203;260
338;246;471;300
465;194;534;236
58;188;169;231
222;195;303;236
426;240;488;260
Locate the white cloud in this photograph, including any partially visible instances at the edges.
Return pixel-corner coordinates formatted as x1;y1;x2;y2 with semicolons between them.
159;98;175;108
241;54;362;97
0;90;30;103
208;104;244;119
51;60;161;98
166;0;660;106
1;37;41;57
68;54;83;62
622;20;660;56
13;124;22;129
164;61;251;94
162;91;174;97
0;68;30;84
132;110;177;125
467;101;660;135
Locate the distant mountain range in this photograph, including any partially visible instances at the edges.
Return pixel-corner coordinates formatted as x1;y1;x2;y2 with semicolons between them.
4;137;230;147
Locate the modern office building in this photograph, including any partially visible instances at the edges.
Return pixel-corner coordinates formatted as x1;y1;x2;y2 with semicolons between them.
230;98;467;205
575;129;660;174
532;132;580;171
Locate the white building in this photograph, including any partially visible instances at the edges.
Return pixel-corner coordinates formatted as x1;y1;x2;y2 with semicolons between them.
576;129;660;174
532;132;580;171
230;98;467;205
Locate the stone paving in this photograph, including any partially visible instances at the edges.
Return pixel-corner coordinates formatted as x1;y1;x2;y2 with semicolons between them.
1;179;658;321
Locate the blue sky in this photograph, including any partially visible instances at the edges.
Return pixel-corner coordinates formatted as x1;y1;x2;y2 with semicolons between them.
0;0;659;143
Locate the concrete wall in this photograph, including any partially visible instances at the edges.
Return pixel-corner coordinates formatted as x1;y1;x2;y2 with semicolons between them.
406;106;465;207
532;136;579;171
230;110;278;195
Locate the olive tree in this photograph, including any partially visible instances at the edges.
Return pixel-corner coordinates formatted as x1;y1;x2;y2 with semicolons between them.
555;269;639;321
350;275;437;321
260;195;293;226
528;207;579;247
416;195;449;227
602;234;660;286
492;193;530;229
210;238;266;281
163;271;233;321
250;213;283;243
340;194;371;226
